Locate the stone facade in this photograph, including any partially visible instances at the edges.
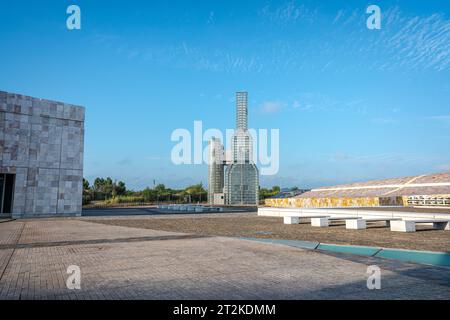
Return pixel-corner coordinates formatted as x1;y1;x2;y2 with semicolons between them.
0;91;84;218
264;196;404;208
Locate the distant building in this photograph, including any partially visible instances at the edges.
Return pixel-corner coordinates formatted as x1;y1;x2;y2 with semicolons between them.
0;91;85;218
208;92;259;205
268;188;311;199
207;137;225;205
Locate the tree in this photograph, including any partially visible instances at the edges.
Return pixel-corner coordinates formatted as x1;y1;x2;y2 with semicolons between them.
92;177;115;200
155;184;166;193
83;178;90;190
114;181;126;196
82;178;93;205
142;187;156;202
185;183;207;203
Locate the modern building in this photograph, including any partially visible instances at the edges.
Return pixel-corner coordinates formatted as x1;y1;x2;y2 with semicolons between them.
268;188;311;199
207;92;259;205
0;91;85;218
207;137;225;204
265;172;450;208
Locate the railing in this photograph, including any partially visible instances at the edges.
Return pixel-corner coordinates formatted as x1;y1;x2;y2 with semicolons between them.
406;195;450;206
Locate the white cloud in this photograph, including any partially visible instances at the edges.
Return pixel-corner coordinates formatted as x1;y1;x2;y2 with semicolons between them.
356;8;450;72
292;100;313;111
207;11;215;25
259;1;317;24
259;101;284;114
333;9;344;24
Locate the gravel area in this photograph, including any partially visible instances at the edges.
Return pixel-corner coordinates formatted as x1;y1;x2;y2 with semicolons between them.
84;214;450;252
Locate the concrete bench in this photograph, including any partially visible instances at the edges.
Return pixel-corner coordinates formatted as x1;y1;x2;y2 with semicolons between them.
345;217;402;230
283;215;329;225
390;219;450;233
311;216;359;227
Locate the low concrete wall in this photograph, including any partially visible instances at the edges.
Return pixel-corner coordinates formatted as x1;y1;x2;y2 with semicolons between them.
258;207;450;220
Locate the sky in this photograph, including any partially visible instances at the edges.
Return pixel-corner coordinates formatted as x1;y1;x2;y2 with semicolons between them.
0;0;449;190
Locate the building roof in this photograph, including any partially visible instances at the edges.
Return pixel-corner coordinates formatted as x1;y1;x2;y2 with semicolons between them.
269;188;310;199
294;172;450;198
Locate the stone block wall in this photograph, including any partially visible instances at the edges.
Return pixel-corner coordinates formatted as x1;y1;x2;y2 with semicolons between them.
264;196;404;208
0;91;84;218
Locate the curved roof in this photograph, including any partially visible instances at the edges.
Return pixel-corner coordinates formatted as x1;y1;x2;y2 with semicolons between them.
294;172;450;198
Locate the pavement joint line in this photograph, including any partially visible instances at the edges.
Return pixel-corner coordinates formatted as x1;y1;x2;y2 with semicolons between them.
0;219;15;224
0;234;212;250
0;221;25;283
371;248;384;257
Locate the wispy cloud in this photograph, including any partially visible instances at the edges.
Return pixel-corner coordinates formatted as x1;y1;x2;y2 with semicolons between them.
330;152;430;164
259;101;285;114
292;100;313;111
207;11;215;25
89;5;450;74
259;1;317;24
290;93;366;114
333;9;344;25
338;7;450;72
116;158;133;166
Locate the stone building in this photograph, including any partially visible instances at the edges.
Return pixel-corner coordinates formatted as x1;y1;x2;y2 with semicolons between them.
0;91;85;218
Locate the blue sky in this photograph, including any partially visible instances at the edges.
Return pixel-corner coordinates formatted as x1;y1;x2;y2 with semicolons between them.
1;0;450;189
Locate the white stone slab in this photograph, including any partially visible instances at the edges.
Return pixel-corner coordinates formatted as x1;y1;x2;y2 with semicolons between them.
390;220;416;232
311;217;329;227
345;219;366;230
283;216;300;225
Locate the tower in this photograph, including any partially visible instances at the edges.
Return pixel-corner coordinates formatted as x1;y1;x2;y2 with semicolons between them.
207;138;225;204
236;92;248;130
224;92;259;205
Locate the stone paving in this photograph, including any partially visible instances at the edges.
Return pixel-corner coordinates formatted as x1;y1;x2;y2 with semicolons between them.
0;218;449;299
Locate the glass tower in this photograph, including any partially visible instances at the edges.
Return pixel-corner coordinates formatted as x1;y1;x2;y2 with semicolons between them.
207;138;225;204
225;92;259;205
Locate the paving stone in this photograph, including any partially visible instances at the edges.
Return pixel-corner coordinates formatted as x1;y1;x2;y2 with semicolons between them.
0;219;448;299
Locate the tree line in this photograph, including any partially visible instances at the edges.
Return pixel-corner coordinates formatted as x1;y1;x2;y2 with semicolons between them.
83;177;284;206
83;177;208;205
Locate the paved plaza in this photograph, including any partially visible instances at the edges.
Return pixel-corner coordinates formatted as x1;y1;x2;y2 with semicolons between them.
0;218;449;299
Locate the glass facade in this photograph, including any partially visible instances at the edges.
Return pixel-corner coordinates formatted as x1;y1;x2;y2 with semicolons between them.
236;92;248;130
226;92;259;205
224;163;259;205
208;138;225;204
208;91;259;205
